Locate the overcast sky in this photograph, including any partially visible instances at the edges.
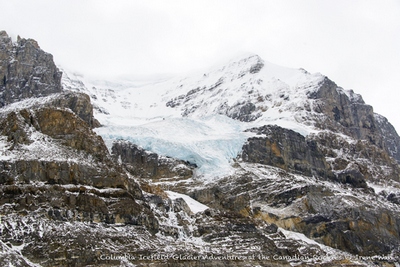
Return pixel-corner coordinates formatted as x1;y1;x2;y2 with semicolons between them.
1;0;400;131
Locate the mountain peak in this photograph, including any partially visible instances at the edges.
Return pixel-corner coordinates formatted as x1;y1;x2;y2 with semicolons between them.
0;31;62;107
225;53;265;74
0;30;12;48
225;52;263;65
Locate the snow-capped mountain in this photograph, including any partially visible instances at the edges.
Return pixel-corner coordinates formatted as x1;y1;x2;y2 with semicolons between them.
62;52;400;180
63;53;326;131
62;54;324;180
2;31;400;267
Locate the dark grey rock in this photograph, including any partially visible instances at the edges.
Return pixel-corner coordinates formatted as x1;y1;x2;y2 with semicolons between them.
249;60;264;74
111;140;195;180
242;125;333;179
336;168;367;188
0;31;62;107
226;102;261;122
311;77;400;164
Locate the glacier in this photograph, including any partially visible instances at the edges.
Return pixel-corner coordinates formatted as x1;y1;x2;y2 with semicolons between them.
95;115;253;179
62;53;325;181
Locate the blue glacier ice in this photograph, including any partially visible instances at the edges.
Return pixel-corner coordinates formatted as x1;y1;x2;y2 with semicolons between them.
95;115;252;179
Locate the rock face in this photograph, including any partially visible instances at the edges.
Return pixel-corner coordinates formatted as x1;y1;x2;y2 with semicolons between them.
312;130;400;183
47;91;101;128
311;77;400;163
374;113;400;164
0;31;62;107
242;125;333;179
111;140;195;180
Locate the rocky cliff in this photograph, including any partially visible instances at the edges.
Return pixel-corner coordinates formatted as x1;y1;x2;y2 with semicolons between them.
111;140;195;180
310;77;400;163
242;125;333;179
0;31;62;107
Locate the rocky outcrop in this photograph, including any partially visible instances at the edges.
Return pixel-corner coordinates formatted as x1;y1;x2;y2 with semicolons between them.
249;57;264;74
301;189;400;256
311;131;400;183
111;140;195;180
1;107;105;158
241;125;333;179
0;160;125;189
0;182;156;226
226;102;262;122
47;92;101;128
0;104;158;228
33;108;105;157
375;113;400;163
310;77;376;137
188;172;260;218
310;77;400;163
0;31;62;107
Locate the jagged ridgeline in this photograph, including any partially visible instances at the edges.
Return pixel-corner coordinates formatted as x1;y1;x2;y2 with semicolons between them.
1;30;400;267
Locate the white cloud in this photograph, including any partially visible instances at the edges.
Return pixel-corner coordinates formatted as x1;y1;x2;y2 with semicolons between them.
1;0;399;131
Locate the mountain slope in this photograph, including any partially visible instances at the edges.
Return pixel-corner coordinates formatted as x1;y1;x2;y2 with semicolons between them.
1;31;400;266
62;51;400;263
62;52;400;176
